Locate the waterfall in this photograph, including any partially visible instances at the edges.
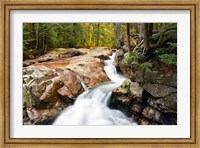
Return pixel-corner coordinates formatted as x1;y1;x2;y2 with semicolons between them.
53;52;137;125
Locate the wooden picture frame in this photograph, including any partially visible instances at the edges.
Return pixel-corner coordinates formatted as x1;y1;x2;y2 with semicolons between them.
0;0;199;147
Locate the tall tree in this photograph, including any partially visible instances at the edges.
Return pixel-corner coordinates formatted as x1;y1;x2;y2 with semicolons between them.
139;23;145;42
116;23;121;49
35;23;40;51
141;23;153;55
96;23;100;46
148;23;153;37
126;23;131;55
143;23;149;54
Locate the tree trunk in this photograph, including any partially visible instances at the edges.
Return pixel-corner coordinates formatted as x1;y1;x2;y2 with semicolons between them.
148;23;153;37
30;23;35;49
143;23;150;54
35;24;39;51
126;23;131;55
44;36;47;54
139;23;145;42
71;23;74;47
96;23;100;46
116;23;121;49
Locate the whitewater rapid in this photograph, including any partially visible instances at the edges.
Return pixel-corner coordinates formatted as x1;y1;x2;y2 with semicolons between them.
53;52;137;125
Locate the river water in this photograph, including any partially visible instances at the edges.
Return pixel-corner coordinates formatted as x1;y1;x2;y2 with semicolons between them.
53;52;136;125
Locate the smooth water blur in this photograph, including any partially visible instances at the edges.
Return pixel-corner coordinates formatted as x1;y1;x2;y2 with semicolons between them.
53;52;137;125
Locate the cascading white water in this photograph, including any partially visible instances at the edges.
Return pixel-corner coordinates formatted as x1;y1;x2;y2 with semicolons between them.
53;52;137;125
76;75;88;91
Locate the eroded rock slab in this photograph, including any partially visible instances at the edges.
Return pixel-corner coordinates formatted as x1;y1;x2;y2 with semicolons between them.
23;66;84;109
143;83;177;98
147;93;177;113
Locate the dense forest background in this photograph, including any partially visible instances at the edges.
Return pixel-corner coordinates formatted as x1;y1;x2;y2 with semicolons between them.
23;23;177;66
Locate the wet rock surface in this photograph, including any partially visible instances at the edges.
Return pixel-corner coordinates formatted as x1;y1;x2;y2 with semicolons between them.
110;79;144;117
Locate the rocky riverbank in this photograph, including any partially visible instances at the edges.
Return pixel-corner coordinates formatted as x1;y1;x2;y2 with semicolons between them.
23;47;111;125
23;46;177;125
109;49;177;125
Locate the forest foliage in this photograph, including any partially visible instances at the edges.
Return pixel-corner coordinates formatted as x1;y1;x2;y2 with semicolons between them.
24;23;117;59
23;23;177;66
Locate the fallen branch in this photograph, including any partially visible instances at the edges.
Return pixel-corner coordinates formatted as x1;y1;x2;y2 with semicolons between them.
132;39;144;52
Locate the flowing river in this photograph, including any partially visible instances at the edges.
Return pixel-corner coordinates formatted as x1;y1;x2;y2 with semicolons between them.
53;52;137;125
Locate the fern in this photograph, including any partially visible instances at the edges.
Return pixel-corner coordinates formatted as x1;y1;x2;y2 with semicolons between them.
167;42;177;49
124;51;144;64
159;54;177;65
138;62;153;72
124;54;135;64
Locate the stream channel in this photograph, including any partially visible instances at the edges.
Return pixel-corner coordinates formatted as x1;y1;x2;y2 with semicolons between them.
53;53;137;125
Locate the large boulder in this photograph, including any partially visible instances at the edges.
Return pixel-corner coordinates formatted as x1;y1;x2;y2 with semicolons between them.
109;79;143;117
144;70;177;87
23;66;84;108
112;79;143;99
147;93;177;113
114;49;124;68
142;106;176;125
143;83;177;98
130;82;143;98
25;108;60;125
113;79;132;95
67;57;110;88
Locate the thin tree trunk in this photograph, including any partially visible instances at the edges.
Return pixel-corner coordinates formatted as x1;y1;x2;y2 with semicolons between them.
71;23;74;47
96;23;100;46
148;23;153;37
31;23;35;49
42;36;45;53
44;36;47;54
116;23;121;49
126;23;131;55
139;23;145;42
143;23;150;54
35;24;39;50
87;24;91;48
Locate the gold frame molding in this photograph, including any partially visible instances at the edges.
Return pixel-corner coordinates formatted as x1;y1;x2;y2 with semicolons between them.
0;0;199;147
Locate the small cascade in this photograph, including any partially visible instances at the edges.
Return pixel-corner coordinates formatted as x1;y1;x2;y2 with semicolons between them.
53;52;137;125
76;75;88;91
